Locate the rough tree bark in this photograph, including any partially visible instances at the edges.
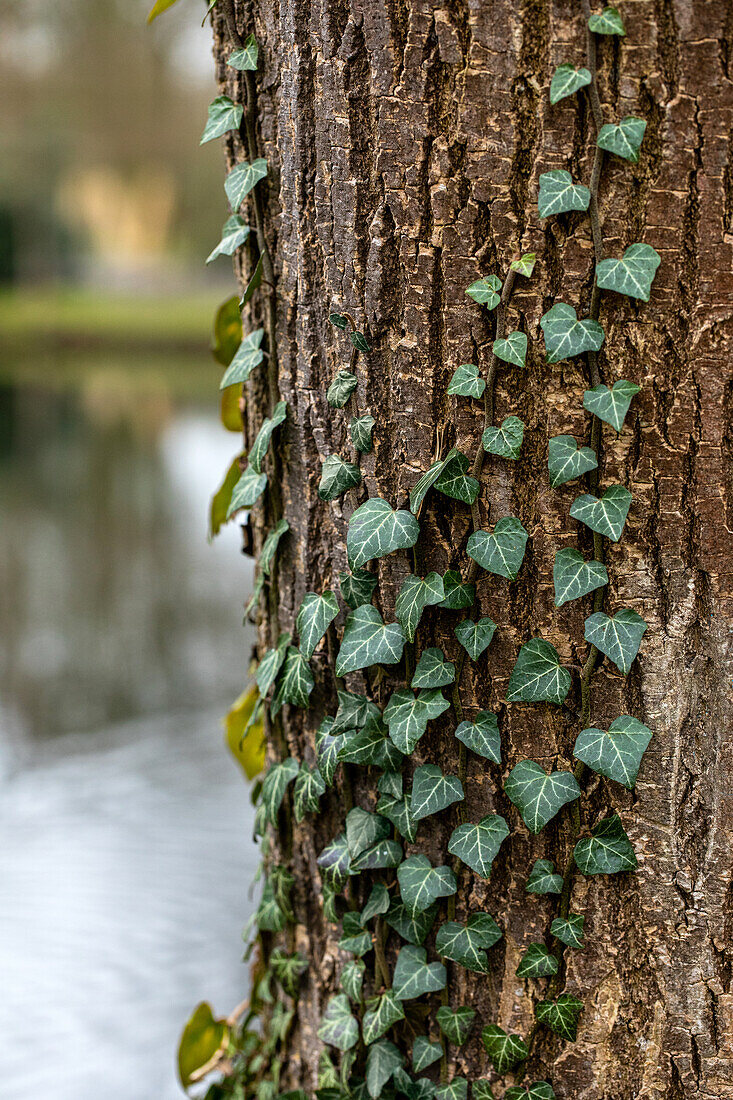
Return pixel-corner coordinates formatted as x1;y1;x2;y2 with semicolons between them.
213;1;733;1097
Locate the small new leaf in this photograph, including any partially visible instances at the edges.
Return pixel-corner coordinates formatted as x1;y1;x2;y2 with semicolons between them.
583;380;640;431
540;303;605;362
507;639;571;705
455;711;501;763
454;617;497;661
510;253;536;277
570;485;632;542
584;608;648;673
596;243;661;301
597;116;646;162
347;497;420;567
574;814;637;874
351;331;370;353
225;158;268;210
201;96;244;144
448;815;509;878
467;516;528;579
448;363;485;398
493;330;527;367
574;715;652;788
526;859;563;894
588;5;625;34
505;760;581;833
538;170;591;217
553;548;608;607
482;416;524;460
227;34;259;70
550;63;592;103
466;275;501;309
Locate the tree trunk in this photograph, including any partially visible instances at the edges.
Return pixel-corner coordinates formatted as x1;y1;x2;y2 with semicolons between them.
212;1;733;1097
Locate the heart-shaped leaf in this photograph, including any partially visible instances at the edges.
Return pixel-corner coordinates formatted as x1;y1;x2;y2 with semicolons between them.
362;991;405;1043
318;993;359;1051
454;617;497;661
226;465;266;516
351;838;403;872
227;33;259;69
249;401;287;474
339;567;377;609
410;764;464;821
366;1039;404;1099
435;913;502;972
220;328;264;387
346;807;391;860
583;380;640;431
505;760;581;833
177;1002;229;1089
466;275;501;308
340;959;365;1003
413;1037;443;1073
384;688;450;754
293;763;325;821
535;994;583;1041
584;608;647;672
377;791;418;843
270;947;308;997
482;416;525;460
350;414;375;453
538;170;591;217
596;243;661;301
258;758;299;831
448;815;510;877
393;944;447;1000
225;157;268;209
327;369;358;408
597;116;646;162
332;688;381;733
297;590;339;659
455;710;501;763
339;911;373;956
570;485;632;542
550;63;591;103
510;252;537;277
481;1025;528;1073
271;647;314;713
574;813;636;874
318;454;362;501
206;215;250;263
201;95;244;144
398;854;457;912
526;858;563;894
317;832;354;888
448;363;485;398
433;449;479;505
588;5;625;34
396;573;445;642
410;448;459;513
550;914;585;948
507;638;571;704
548;435;599;487
553;548;608;607
436;1006;475;1046
505;1083;556;1100
574;715;652;788
493;330;527;367
516;942;559;978
467;516;528;579
440;570;475;609
411;647;455;689
386;898;438;944
338;719;403;771
540;303;605;362
348;497;420;567
256;631;291;697
436;1080;467;1100
336;605;405;675
393;1067;436;1100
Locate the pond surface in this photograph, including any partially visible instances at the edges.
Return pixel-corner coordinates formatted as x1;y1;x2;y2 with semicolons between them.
0;349;259;1099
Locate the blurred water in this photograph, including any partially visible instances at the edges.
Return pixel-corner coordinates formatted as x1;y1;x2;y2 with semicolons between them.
0;359;259;1099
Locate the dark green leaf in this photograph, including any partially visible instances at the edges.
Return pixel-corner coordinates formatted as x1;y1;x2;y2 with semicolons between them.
548;435;598;487
448;815;509;878
410;764;464;821
493;330;527;367
225;158;268;210
588;5;625;34
481;1025;528;1073
239;254;263;307
435;913;502;973
318;994;359;1051
553;548;608;607
396;573;445;642
412;1038;442;1073
271;647;314;713
260;518;289;574
259;757;299;829
366;1041;404;1100
573;714;652;788
363;990;405;1043
346;807;392;860
540;303;605;362
351;331;371;353
319;454;362;501
482;416;524;460
570;485;632;542
385;898;437;945
220;328;265;387
435;1080;467;1100
454;617;497;661
535;994;583;1041
206;215;250;264
504;760;581;833
316;717;344;787
583;380;640;431
256;879;286;932
351;838;403;871
525;859;563;894
436;1006;475;1047
516;943;558;978
348;497;420;567
336;606;406;676
398;854;457;912
249;401;287;474
384;689;450;754
466;276;501;309
550;63;591;103
505;1084;556;1100
597;116;646;162
339;568;378;610
293;763;326;822
361;883;390;924
447;363;485;398
377;791;418;843
327;370;358;408
317;832;354;888
411;647;455;689
584;609;647;673
332;689;381;734
329;312;348;330
228;34;259;69
433;449;480;505
467;516;528;579
351;414;376;453
538;170;590;217
339;912;373;956
574;814;636;874
338;719;403;770
596;243;661;301
473;1082;496;1100
507;638;571;704
393;944;447;1000
201;95;244;144
455;710;501;763
550;914;585;948
439;570;475;609
297;590;339;659
226;465;266;517
256;631;291;697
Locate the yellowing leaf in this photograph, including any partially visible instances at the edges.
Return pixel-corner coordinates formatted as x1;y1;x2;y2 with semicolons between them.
211;296;242;367
209;454;243;539
177;1001;229;1088
220;385;242;432
147;0;181;24
225;686;265;780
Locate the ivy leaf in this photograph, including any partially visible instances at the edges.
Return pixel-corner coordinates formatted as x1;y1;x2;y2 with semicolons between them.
327;370;358;408
348;497;420;568
339;568;378;610
201;95;244;144
409;448;456;513
293;763;326;822
339;912;373;956
553;548;608;607
297;590;339;659
271;647;314;713
448;815;509;878
435;1080;467;1100
317;832;354;888
249;401;287;474
550;63;592;103
394;1070;437;1100
454;617;497;661
574;715;652;788
225;158;268;210
413;1038;442;1073
583;380;640;431
466;275;501;309
363;991;405;1043
352;837;403;871
467;516;528;580
570;485;632;542
228;34;259;69
256;631;291;697
396;573;445;642
256;879;286;932
505;1085;556;1100
507;638;571;704
548;435;598;487
329;312;348;329
481;1026;528;1073
338;718;403;771
516;943;558;978
241;255;262;309
584;608;647;672
574;814;636;874
351;414;376;453
410;764;464;821
597;116;646;162
436;1006;475;1047
332;689;381;734
440;570;475;609
433;450;480;505
316;718;344;787
220;328;265;387
318;454;362;501
540;303;605;362
361;883;390;924
535;994;583;1041
378;770;403;798
596;243;661;301
526;859;563;894
588;5;625;34
493;330;527;367
447;363;485;398
206;215;250;263
377;791;418;843
455;711;501;763
270;948;308;997
226;465;266;517
393;944;447;1000
259;758;299;828
482;416;524;460
384;689;450;754
336;606;406;676
551;914;585;948
435;913;502;973
366;1040;404;1100
260;518;289;574
341;959;365;1003
411;647;455;689
505;760;581;833
510;253;536;277
318;994;359;1052
398;854;457;912
538;170;591;218
351;331;370;353
386;898;437;945
346;807;392;860
473;1083;496;1100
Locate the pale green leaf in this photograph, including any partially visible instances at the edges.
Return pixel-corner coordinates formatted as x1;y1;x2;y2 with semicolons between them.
466;275;501;308
574;715;652;788
201;96;243;144
510;252;537;277
347;497;420;567
538;170;591;217
482;416;524;460
410;764;464;821
270;948;307;996
550;64;592;103
454;710;501;763
398;853;457;912
226;465;266;517
526;859;563;894
396;572;445;642
256;878;286;932
516;942;558;978
467;516;528;579
454;617;497;661
225;158;268;210
436;1006;475;1046
596;243;661;301
384;688;450;754
588;5;625;34
318;994;359;1051
249;400;287;474
493;330;527;367
584;608;647;672
336;605;405;676
220;328;264;387
411;647;455;689
448;815;509;878
583;380;640;430
393;944;447;1000
366;1040;404;1099
535;994;583;1041
570;485;632;541
318;454;362;501
597;116;646;162
505;760;580;833
481;1025;528;1073
447;363;485;398
548;435;598;487
551;914;585;948
574;813;636;874
553;548;608;607
206;215;250;264
540;302;605;362
228;34;259;70
147;0;179;23
293;763;325;822
507;639;571;704
327;369;358;408
351;414;375;453
297;590;339;659
339;567;377;609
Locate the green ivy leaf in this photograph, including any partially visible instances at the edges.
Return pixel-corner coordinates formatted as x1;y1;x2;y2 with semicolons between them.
225;158;268;210
260;518;289;574
516;943;558;978
466;275;502;309
206;215;250;264
410;764;464;821
596;243;661;301
259;757;299;828
318;994;359;1051
510;252;536;277
540;303;605;362
270;948;308;997
329;312;348;329
574;814;636;874
332;688;381;733
319;454;362;501
413;1037;442;1073
439;570;475;609
352;837;404;871
316;718;344;787
535;994;583;1041
386;898;437;944
363;990;405;1043
574;715;652;788
447;363;485;398
526;859;563;894
256;631;291;697
553;548;608;607
351;331;371;353
351;414;376;454
296;590;339;659
361;882;390;923
339;568;378;610
505;760;581;833
481;1026;528;1073
433;450;479;505
394;1071;437;1100
348;497;420;567
396;573;445;642
346;807;392;860
454;617;497;661
377;785;418;842
507;639;571;704
448;815;510;878
239;252;263;308
505;1083;556;1100
493;330;527;367
584;608;647;672
293;763;325;822
547;435;599;487
271;647;314;713
473;1082;496;1100
384;689;450;754
336;606;406;676
455;711;501;763
436;1006;475;1047
366;1040;404;1100
201;96;244;144
256;879;286;932
583;380;640;431
411;647;455;689
338;718;403;770
551;914;585;948
435;1080;467;1100
482;416;524;460
220;328;265;387
340;959;365;1002
435;913;502;973
538;170;591;218
398;854;457;912
588;5;625;34
549;63;592;103
410;448;456;513
570;485;632;542
393;944;447;1000
317;832;353;888
327;369;358;408
597;116;646;162
226;465;266;517
228;34;259;69
249;401;287;474
467;516;528;579
339;912;373;956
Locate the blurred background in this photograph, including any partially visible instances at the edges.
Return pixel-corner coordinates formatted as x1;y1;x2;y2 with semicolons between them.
0;1;259;1096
